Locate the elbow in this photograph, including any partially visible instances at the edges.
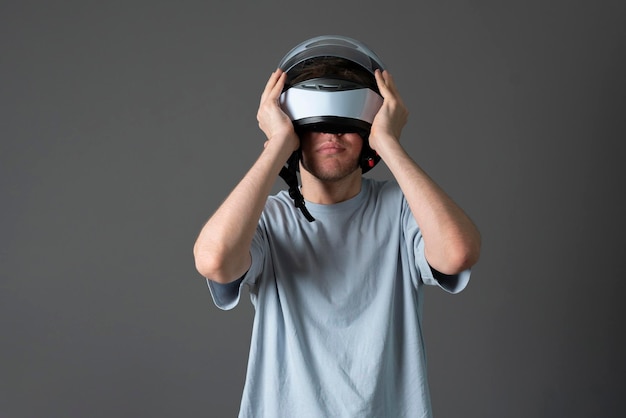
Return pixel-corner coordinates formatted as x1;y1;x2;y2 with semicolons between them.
452;236;481;273
193;242;247;284
193;246;215;280
193;242;224;282
430;236;481;275
452;244;481;273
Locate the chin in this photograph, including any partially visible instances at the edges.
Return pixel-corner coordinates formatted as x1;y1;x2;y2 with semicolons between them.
304;163;362;182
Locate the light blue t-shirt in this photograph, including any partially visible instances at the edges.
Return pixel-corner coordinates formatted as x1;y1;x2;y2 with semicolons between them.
208;178;470;418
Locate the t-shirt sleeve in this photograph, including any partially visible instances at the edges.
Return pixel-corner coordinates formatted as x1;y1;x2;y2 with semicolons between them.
205;225;266;310
414;236;471;294
401;193;471;294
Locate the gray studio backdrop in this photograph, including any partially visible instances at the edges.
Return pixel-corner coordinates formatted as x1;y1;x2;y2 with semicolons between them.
2;1;625;417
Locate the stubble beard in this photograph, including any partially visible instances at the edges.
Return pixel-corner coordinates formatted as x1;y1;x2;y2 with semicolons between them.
300;156;361;182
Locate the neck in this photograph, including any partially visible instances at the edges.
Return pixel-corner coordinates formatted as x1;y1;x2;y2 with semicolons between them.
299;168;363;204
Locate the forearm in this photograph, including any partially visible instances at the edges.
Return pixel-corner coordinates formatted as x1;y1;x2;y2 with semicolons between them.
193;139;295;283
375;136;481;274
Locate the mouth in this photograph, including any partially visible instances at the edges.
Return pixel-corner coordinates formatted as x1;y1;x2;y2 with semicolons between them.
317;143;346;154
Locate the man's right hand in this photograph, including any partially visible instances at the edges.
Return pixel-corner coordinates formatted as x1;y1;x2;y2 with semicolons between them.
256;69;300;152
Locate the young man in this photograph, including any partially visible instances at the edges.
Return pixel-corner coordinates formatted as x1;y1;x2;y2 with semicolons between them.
194;36;481;417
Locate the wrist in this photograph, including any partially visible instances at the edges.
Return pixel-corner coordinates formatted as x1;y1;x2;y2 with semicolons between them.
263;133;299;159
369;132;400;155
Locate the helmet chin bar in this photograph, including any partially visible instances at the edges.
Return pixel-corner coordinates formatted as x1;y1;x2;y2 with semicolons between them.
280;87;383;126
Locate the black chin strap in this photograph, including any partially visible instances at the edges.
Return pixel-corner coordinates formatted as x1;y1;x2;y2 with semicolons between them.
278;152;315;222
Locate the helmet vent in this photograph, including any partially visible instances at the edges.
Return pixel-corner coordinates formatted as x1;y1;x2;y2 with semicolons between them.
295;78;363;91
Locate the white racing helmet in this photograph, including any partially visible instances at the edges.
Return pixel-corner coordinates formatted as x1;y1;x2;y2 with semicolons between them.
276;35;386;222
278;35;385;172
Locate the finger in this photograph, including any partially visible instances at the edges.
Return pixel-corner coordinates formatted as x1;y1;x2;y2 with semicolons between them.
375;69;391;98
260;70;279;103
374;68;385;87
378;70;405;110
268;71;286;101
381;70;399;94
260;69;282;103
382;70;400;95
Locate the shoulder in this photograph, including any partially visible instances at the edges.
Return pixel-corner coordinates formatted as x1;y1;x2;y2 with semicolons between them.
265;190;293;211
261;190;302;226
363;177;404;202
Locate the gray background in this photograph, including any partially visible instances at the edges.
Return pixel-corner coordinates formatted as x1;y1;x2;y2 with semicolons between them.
2;0;625;417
